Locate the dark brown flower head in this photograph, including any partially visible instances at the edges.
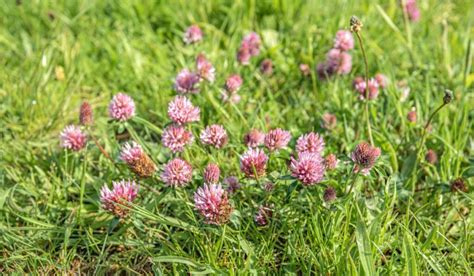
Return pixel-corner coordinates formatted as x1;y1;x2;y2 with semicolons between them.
79;101;93;126
443;89;453;104
425;149;438;164
120;142;156;178
254;204;274;226
260;59;273;76
130;154;156;178
323;186;337;202
350;16;363;33
450;178;468;193
351;142;381;175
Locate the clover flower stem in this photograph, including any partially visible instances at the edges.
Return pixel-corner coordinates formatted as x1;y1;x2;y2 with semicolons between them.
89;132;114;163
354;31;374;146
347;173;360;195
78;152;87;219
410;102;448;191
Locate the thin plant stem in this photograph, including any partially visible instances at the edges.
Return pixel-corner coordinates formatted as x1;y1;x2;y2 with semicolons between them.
354;31;374;146
410;102;448;191
78;153;87;220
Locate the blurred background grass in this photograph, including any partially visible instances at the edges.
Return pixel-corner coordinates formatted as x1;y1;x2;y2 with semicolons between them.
0;0;473;274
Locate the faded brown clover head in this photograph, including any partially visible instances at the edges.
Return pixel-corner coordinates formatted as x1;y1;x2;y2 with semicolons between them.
350;16;363;33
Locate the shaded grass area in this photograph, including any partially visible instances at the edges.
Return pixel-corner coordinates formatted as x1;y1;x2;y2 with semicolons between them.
1;0;473;274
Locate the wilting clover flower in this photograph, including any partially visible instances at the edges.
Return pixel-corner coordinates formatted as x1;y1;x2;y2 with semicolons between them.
322;112;337;130
162;124;194;153
109;93;135;121
237;46;251;65
174;69;200;94
299;63;311;76
100;179;139;218
223;176;240;194
263;182;274;192
323;186;337;202
264;128;292;152
450;178;468;193
237;32;261;65
240;148;269;179
333;30;354;51
403;0;420;22
225;74;243;93
260;59;273;75
196;53;215;83
374;73;389;89
290;152;326;186
183;25;203;44
354;77;380;100
204;163;220;184
324;154;339;170
255;204;274;226
397;80;411;102
425;149;438;164
351;142;381;175
200;124;228;149
326;49;352;75
120;142;156;178
296;132;325;155
79;101;93;126
60;125;87;151
244;129;265;148
168;96;200;125
407;109;417;123
161;158;193;187
241;32;261;56
194;184;233;225
221;91;241;104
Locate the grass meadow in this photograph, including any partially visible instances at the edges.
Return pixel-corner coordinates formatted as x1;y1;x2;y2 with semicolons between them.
1;0;473;274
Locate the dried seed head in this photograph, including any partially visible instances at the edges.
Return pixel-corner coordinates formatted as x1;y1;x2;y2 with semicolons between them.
450;178;468;193
350;16;363;33
323;186;337;202
443;89;453;104
79;101;93;126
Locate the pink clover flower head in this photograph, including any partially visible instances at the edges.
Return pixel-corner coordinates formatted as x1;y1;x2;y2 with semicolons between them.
119;142;143;164
174;69;200;94
324;154;339;170
403;0;420;22
351;142;381;175
374;73;389;89
333;30;354;51
108;93;135;121
203;163;220;184
290;152;326;186
264;128;292;151
200;124;228;149
240;148;268;179
183;25;203;44
161;158;193;187
194;184;233;225
196;53;215;83
326;48;352;75
60;125;87;151
244;129;265;148
100;179;139;218
354;78;380;100
162;124;194;153
168;96;200;125
241;32;261;56
225;74;243;93
296;132;325;155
